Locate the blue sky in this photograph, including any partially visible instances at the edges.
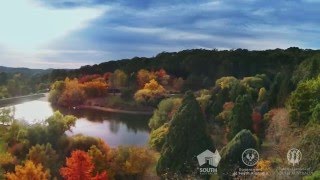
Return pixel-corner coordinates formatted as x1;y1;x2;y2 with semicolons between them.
1;0;320;69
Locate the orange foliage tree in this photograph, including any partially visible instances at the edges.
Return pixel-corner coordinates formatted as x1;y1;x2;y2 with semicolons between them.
58;78;86;107
60;150;108;180
82;80;108;98
6;160;50;180
136;69;156;88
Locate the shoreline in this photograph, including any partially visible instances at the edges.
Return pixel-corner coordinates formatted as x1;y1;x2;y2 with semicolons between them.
76;105;154;115
0;93;46;107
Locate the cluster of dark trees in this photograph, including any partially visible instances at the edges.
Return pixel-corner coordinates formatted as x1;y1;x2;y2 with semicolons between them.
0;71;51;98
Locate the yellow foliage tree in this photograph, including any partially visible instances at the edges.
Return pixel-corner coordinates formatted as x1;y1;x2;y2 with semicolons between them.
58;78;86;107
6;160;50;180
255;159;271;179
134;79;166;105
143;79;165;92
108;147;156;178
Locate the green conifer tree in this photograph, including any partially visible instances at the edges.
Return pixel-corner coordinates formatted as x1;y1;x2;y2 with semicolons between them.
156;92;215;177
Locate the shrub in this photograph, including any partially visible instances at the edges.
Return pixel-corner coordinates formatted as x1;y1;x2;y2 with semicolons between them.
148;98;181;130
288;76;320;125
148;124;169;151
218;129;259;178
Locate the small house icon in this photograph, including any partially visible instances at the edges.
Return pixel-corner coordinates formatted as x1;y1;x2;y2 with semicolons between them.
197;149;221;167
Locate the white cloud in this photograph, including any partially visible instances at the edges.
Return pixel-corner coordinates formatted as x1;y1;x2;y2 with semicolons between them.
0;0;105;51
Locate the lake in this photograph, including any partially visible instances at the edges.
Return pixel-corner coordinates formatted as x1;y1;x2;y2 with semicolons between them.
10;99;151;147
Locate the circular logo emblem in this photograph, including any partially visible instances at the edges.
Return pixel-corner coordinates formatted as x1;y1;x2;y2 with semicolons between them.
287;148;302;166
242;148;259;166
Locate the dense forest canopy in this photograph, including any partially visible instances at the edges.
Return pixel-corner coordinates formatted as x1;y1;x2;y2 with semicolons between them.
70;47;317;78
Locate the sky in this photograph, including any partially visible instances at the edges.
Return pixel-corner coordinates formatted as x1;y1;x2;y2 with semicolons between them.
0;0;320;69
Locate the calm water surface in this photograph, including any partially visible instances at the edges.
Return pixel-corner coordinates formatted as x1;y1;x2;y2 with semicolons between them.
11;100;151;147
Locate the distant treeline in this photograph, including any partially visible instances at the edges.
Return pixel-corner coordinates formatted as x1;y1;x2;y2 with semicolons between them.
51;47;317;80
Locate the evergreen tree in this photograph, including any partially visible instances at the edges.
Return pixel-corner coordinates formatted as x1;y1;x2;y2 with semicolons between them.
228;95;253;140
218;129;259;179
156;92;215;177
206;88;229;120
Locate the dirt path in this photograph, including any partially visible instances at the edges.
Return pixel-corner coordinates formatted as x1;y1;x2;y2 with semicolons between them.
77;105;154;115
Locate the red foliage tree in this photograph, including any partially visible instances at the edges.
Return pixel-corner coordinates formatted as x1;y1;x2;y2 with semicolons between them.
60;150;108;180
78;74;102;84
155;69;167;78
252;110;262;134
103;72;113;82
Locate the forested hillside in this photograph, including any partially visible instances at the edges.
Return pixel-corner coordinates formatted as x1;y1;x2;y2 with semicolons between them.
1;47;320;179
49;47;320;106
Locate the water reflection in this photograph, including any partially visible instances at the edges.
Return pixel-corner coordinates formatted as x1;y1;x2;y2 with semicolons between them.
11;100;151;147
54;107;151;133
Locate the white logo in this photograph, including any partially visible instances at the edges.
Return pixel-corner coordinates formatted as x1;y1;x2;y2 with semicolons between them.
197;149;221;167
287;148;302;166
242;148;259;166
197;149;221;175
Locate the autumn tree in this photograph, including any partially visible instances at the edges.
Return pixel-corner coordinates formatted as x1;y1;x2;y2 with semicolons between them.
136;69;156;88
252;110;264;138
0;152;15;176
78;74;102;83
155;69;170;86
27;143;59;176
60;150;107;180
109;146;156;179
109;69;128;88
148;98;181;130
48;80;65;105
88;145;111;175
6;160;50;180
215;102;234;122
216;76;238;90
134;79;166;106
103;72;112;82
172;77;184;92
82;80;108;98
156;92;215;177
257;87;267;103
58;78;86;107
